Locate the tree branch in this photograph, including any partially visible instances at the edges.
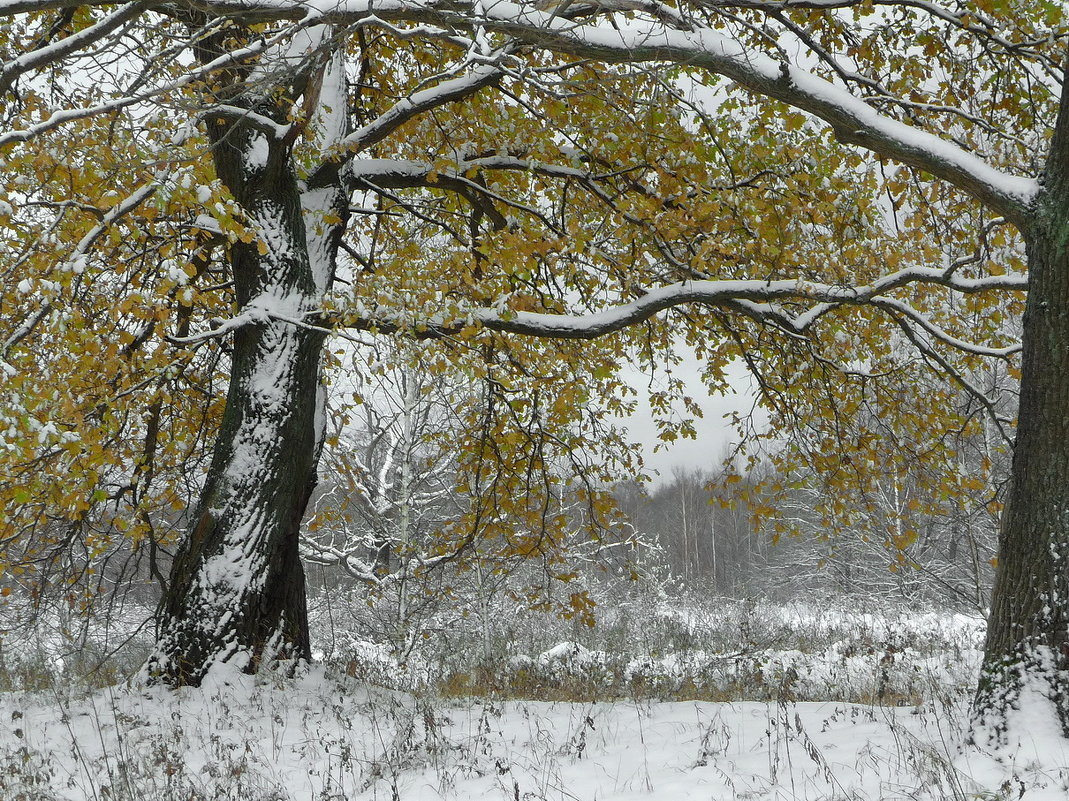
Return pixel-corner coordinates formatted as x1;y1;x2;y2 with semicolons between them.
328;269;1025;346
175;0;1041;225
0;2;151;97
309;59;509;188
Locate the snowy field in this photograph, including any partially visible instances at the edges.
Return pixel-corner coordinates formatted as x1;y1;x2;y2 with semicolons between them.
2;602;1068;800
2;666;1068;800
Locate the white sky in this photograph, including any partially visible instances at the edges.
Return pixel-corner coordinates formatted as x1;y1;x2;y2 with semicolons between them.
618;352;766;488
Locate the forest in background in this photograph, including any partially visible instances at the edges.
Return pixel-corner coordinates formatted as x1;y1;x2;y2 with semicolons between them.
0;362;1006;698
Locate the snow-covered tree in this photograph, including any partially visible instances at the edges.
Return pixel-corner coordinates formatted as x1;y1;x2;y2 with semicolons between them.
304;341;470;581
1;0;1067;745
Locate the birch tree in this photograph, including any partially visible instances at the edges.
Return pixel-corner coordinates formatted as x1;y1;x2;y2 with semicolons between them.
1;0;1066;743
304;342;470;581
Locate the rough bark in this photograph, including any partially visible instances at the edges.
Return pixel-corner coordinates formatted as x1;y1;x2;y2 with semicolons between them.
973;68;1069;738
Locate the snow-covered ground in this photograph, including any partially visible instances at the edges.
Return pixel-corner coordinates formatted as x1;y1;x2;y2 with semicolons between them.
1;662;1068;800
2;599;1068;799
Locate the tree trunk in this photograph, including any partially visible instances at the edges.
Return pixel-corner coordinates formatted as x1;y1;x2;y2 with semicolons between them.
144;303;323;684
137;19;353;686
974;75;1069;738
143;107;329;686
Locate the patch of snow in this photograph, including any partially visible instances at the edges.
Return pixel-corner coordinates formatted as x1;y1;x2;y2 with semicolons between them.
244;133;270;172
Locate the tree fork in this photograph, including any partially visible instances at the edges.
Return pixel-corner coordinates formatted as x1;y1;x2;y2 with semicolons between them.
144;71;326;684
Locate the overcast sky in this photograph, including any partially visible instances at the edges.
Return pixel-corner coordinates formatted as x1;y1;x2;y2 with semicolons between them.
618;353;766;488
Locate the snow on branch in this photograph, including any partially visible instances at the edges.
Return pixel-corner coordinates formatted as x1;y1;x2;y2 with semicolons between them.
180;0;1041;225
343;153;613;216
465;2;1039;223
870;297;1021;360
307;60;508;188
4;1;1042;222
889;309;1017;441
199;104;293;140
338;64;503;156
0;1;149;96
300;538;466;586
327;269;1025;361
